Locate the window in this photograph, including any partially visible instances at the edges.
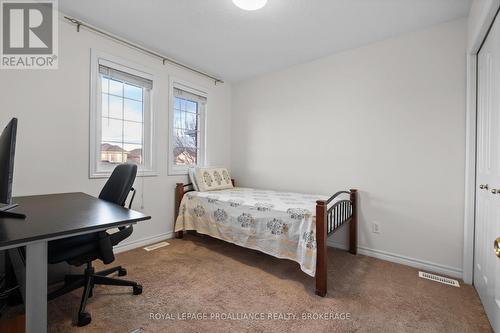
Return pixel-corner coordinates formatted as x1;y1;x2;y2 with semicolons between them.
169;81;207;175
90;52;156;178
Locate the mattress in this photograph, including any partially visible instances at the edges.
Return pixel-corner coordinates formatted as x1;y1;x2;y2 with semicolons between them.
174;187;332;276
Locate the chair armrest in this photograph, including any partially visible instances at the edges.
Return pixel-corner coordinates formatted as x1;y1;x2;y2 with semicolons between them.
128;187;136;209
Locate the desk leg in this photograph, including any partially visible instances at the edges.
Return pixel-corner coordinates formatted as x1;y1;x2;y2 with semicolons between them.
25;241;48;333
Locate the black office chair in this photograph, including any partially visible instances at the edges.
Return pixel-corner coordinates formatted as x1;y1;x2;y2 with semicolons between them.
47;164;142;327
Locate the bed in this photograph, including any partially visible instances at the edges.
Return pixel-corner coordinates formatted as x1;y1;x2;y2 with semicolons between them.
174;180;357;297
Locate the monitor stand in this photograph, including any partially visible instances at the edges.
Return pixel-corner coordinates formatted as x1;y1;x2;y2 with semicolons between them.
0;203;26;219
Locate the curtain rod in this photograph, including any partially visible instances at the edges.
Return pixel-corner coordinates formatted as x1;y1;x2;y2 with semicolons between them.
64;16;224;85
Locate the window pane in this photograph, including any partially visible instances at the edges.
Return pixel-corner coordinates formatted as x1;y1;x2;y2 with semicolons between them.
101;142;125;165
174;128;197;148
184;112;198;130
174;147;197;166
186;100;197;113
101;93;109;118
124;143;143;165
174;109;184;129
101;76;109;94
170;90;205;172
174;97;181;110
124;99;143;122
124;120;143;144
124;83;143;101
109;78;123;96
101;118;123;142
108;95;123;119
97;67;154;175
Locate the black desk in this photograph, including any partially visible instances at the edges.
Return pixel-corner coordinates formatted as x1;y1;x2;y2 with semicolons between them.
0;192;151;333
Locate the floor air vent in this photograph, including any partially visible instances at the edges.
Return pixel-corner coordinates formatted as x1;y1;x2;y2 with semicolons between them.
143;241;169;252
418;271;460;287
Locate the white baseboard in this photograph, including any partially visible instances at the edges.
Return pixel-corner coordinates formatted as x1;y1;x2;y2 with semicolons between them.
114;232;174;254
327;240;463;279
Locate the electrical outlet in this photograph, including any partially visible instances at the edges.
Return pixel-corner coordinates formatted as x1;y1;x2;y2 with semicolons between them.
372;222;380;234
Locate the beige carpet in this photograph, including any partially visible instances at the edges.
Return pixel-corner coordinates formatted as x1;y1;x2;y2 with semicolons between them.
47;235;491;333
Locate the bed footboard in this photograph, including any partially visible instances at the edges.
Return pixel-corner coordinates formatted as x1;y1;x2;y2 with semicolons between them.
315;189;357;297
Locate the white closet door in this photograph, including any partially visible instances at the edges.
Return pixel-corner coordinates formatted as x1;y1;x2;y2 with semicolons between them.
475;11;500;332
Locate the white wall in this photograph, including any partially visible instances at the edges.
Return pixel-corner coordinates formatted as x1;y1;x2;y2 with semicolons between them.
231;19;467;277
0;18;232;250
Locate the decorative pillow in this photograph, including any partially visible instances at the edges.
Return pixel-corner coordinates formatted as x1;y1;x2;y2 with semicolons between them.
194;167;233;192
188;167;199;191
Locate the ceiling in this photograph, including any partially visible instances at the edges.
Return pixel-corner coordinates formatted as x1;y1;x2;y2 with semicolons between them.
59;0;472;82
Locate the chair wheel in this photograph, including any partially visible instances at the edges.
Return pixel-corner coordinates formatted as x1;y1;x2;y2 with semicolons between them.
77;312;91;327
118;268;127;276
133;284;142;295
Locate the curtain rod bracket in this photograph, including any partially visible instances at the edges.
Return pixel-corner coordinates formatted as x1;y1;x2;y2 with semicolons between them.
76;23;81;32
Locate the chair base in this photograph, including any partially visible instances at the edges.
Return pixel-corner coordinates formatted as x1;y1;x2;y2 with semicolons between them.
48;263;142;327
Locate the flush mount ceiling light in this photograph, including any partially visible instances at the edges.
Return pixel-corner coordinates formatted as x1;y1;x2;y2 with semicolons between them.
232;0;267;11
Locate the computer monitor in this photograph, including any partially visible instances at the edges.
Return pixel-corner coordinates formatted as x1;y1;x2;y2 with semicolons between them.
0;118;17;205
0;118;25;219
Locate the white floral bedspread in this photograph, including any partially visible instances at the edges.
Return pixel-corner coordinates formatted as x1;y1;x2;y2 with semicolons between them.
175;187;331;276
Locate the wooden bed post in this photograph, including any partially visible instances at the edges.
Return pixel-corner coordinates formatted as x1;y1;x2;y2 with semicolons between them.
349;189;358;255
315;200;327;297
175;183;184;239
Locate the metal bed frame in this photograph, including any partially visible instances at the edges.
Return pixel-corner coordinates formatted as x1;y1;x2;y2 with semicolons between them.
174;180;357;297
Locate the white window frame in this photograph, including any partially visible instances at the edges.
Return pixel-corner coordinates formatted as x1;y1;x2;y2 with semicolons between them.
90;50;157;178
168;78;207;175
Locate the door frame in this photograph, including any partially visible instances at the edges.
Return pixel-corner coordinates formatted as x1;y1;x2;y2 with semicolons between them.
464;1;500;284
